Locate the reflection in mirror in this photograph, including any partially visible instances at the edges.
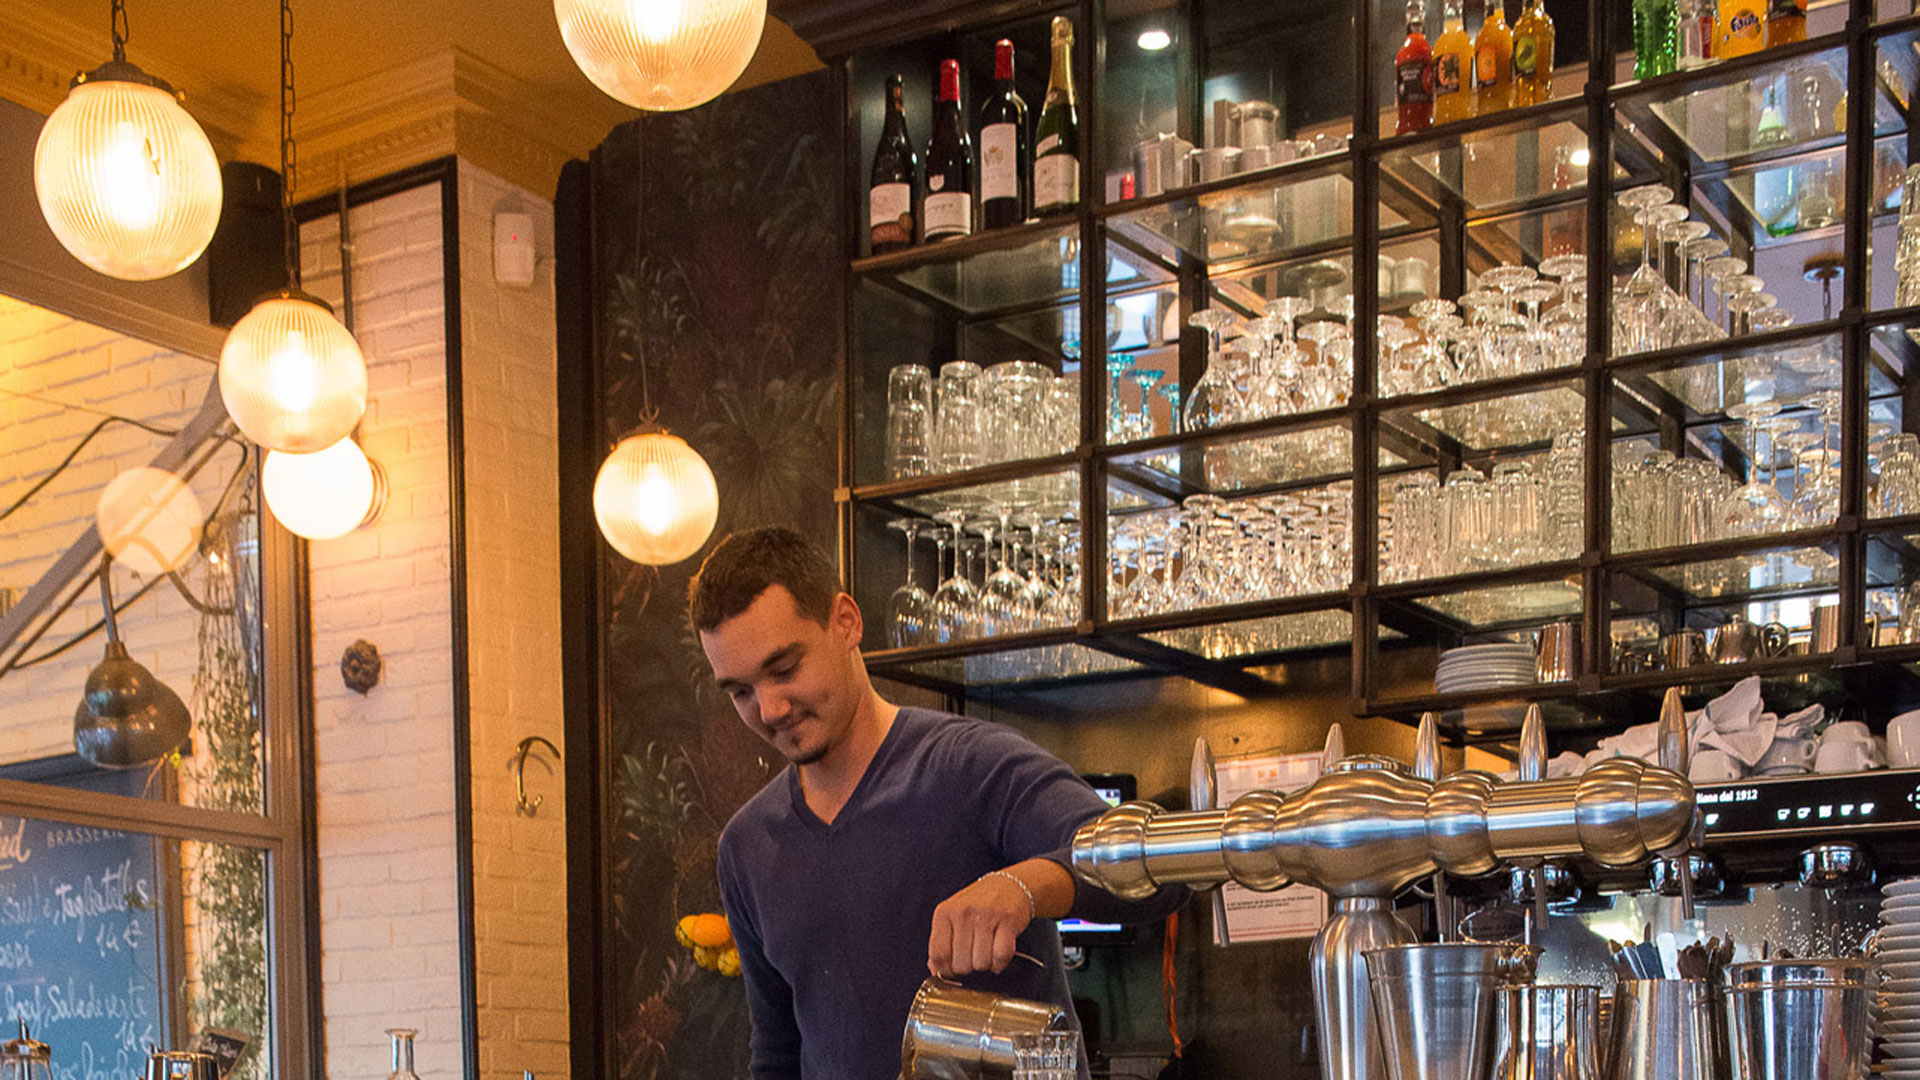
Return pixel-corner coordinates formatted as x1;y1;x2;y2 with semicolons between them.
0;294;264;815
0;810;270;1080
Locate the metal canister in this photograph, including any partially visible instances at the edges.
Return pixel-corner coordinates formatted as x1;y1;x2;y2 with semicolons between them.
1232;100;1280;149
1366;942;1541;1080
900;977;1070;1080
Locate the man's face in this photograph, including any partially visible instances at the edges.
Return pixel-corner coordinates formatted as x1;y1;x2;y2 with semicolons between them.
699;586;862;766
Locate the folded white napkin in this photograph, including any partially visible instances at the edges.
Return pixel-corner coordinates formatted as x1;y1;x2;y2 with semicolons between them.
1777;703;1824;738
1702;715;1777;767
1704;676;1764;732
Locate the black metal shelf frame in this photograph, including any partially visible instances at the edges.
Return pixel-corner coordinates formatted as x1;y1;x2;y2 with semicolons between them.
834;0;1920;735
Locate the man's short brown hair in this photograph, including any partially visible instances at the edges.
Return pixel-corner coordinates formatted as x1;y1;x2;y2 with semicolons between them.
688;527;841;633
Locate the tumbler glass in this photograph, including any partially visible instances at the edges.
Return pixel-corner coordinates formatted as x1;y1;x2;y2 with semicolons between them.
886;364;934;479
1012;1029;1078;1080
934;361;985;472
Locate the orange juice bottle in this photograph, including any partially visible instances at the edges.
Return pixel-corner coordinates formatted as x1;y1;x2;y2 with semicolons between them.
1475;0;1514;115
1510;0;1554;106
1432;0;1475;124
1718;0;1765;58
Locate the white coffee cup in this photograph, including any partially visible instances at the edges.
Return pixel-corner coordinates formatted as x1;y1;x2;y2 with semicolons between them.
1890;710;1920;768
1823;720;1871;744
1689;749;1742;783
1815;738;1876;775
1755;736;1816;775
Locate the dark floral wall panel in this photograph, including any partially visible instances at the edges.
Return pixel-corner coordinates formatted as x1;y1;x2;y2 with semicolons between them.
587;70;842;1080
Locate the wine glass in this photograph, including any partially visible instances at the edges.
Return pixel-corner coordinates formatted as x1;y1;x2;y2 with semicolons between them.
1726;399;1790;535
1183;309;1239;432
930;509;982;642
885;519;932;648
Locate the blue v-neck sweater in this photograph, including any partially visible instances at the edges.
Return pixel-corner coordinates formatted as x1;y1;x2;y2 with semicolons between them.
716;707;1186;1080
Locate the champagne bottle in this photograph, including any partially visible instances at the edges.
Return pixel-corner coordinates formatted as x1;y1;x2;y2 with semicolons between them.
978;39;1029;229
1033;16;1080;216
924;59;974;242
869;74;918;253
1395;0;1434;134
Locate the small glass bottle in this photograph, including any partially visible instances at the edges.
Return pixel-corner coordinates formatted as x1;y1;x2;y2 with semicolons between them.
1677;0;1714;68
1473;0;1515;115
1395;0;1435;134
1432;0;1474;124
1633;0;1678;78
387;1029;422;1080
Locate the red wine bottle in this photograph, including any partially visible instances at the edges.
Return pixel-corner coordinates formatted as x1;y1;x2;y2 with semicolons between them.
978;40;1029;229
924;59;974;242
869;74;918;253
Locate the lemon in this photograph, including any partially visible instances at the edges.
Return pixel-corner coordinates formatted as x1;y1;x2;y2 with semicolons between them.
717;947;741;977
693;944;721;971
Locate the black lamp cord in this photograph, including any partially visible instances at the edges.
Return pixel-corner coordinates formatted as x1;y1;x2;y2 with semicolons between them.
280;0;299;288
109;0;128;63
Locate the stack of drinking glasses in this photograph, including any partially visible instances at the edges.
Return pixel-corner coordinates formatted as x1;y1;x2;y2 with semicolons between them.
881;484;1081;648
1896;165;1920;309
1382;430;1584;583
886;360;1079;480
1379;256;1587;397
1612;384;1841;550
1878;432;1920;516
1613;184;1792;357
1107;481;1353;618
1011;1031;1076;1080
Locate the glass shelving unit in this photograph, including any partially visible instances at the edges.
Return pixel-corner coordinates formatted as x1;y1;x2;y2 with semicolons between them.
833;0;1920;737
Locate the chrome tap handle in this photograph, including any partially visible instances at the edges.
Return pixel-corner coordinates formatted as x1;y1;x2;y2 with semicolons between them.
1656;687;1689;777
1191;736;1216;812
1412;713;1441;783
1518;705;1547;783
1321;723;1347;773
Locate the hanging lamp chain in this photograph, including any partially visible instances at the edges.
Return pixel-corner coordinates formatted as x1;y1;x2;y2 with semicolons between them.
280;0;299;286
109;0;128;63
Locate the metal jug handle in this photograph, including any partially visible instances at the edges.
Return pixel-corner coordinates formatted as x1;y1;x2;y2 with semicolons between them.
1761;622;1791;656
930;951;1045;985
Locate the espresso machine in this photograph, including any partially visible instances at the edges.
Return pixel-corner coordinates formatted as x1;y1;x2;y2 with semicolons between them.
1070;705;1700;1080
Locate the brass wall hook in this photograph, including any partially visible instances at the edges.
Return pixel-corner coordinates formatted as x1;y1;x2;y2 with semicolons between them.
515;735;560;815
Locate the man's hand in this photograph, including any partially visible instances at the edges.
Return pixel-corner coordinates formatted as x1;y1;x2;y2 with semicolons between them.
927;860;1076;979
927;871;1032;979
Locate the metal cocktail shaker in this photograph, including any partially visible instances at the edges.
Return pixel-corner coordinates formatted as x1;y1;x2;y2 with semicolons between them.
1604;980;1724;1080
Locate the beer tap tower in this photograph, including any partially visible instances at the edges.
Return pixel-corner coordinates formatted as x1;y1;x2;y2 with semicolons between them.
1071;696;1699;1080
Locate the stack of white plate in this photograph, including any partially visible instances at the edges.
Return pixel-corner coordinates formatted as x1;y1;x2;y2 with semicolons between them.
1435;642;1536;695
1880;877;1920;1073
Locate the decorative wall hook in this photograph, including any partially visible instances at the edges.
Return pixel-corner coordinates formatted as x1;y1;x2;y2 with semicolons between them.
515;735;560;815
340;639;382;694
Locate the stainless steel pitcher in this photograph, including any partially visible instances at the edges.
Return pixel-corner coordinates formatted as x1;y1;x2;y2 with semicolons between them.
900;977;1070;1080
1604;980;1725;1080
1366;942;1540;1080
1726;960;1872;1080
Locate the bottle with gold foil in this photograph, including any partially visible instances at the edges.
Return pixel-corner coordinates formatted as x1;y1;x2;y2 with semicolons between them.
1432;0;1474;124
1718;0;1766;58
1511;0;1554;107
1474;0;1514;115
1766;0;1806;45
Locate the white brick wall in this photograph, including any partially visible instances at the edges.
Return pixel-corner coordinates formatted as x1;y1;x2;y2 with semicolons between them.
456;161;568;1080
300;183;465;1080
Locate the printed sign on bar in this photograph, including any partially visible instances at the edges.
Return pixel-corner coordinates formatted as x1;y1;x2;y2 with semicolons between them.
1211;750;1327;944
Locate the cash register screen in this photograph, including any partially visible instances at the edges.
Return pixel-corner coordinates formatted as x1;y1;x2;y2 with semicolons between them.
1058;773;1136;945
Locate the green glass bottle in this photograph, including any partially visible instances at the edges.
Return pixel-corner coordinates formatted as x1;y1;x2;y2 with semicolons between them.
1032;16;1080;216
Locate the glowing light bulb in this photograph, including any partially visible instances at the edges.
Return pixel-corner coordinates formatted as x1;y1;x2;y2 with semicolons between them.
268;329;320;415
219;293;367;453
1569;147;1591;168
262;438;384;541
593;430;718;564
556;0;766;112
1138;28;1172;50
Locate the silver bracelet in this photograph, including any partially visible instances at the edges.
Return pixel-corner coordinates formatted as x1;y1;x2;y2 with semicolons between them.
983;869;1036;921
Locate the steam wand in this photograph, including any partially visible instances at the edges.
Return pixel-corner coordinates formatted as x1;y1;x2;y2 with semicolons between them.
1412;714;1448;941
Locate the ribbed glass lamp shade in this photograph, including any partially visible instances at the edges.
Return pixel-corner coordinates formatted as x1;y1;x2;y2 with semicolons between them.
262;437;383;541
555;0;768;112
34;75;222;281
220;293;368;453
95;466;204;577
593;430;719;564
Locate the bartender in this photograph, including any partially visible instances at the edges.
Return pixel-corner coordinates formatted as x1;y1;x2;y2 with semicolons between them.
693;527;1187;1080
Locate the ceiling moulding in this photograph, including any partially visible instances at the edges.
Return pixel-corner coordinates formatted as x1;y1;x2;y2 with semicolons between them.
0;3;254;158
767;0;1048;59
290;49;599;202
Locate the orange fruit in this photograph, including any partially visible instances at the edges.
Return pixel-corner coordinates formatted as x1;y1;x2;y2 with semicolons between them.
685;912;732;948
673;915;700;949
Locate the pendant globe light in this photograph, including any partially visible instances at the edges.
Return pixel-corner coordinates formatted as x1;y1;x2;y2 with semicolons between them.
262;436;386;541
592;356;718;565
33;0;223;281
555;0;768;112
218;0;367;455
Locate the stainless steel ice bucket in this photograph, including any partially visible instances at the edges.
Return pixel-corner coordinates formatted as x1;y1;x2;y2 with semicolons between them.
1366;942;1541;1080
900;977;1069;1080
1726;960;1872;1080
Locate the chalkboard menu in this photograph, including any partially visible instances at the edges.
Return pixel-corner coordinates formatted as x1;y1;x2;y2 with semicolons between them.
0;765;171;1080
